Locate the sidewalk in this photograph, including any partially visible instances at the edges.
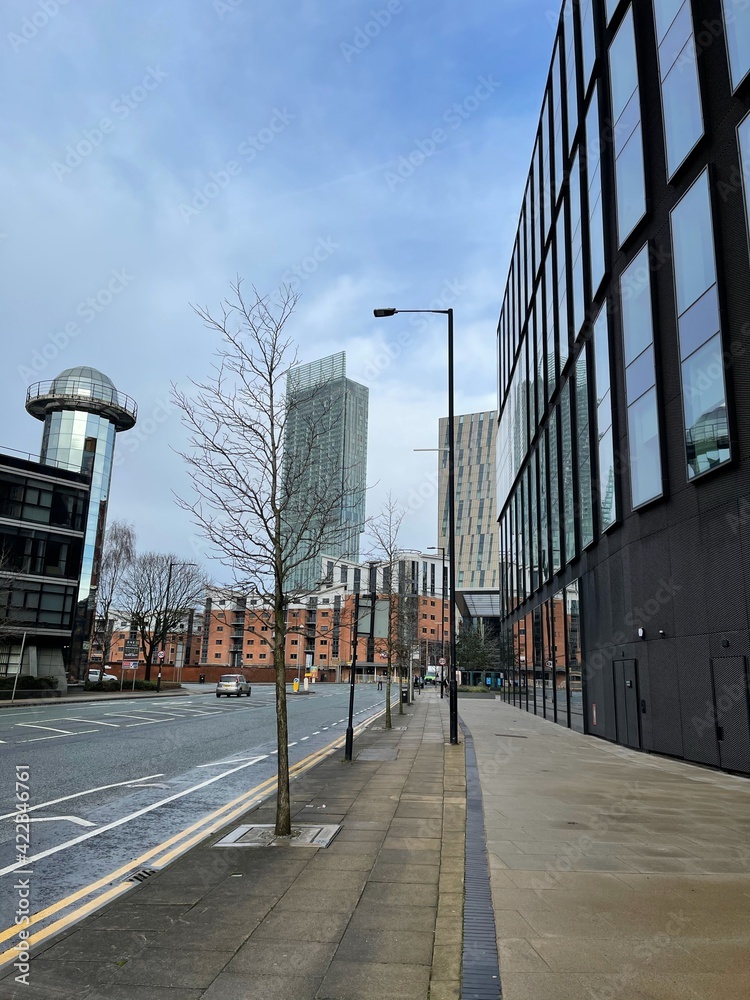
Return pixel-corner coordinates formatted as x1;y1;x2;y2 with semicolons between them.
460;697;750;1000
0;689;190;709
0;692;466;1000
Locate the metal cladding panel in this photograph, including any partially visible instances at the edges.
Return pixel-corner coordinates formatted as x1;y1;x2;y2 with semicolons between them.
711;657;750;774
676;634;720;768
700;508;750;635
668;517;708;638
643;640;683;758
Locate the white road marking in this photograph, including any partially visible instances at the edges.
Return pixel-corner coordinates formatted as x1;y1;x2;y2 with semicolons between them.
288;742;297;747
19;730;99;743
197;755;267;769
0;758;270;878
300;736;309;741
322;726;329;730
0;774;165;821
64;717;120;728
17;723;76;735
27;816;96;828
312;731;320;735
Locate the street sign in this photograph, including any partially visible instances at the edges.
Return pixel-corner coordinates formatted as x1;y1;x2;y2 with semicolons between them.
438;657;446;665
123;640;139;657
124;661;138;669
157;650;165;661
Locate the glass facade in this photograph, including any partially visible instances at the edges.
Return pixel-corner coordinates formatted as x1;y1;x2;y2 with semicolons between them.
580;0;596;90
653;0;703;179
621;245;663;507
593;307;616;530
721;0;750;91
609;7;646;245
586;87;606;295
739;111;750;254
576;345;594;548
670;169;731;478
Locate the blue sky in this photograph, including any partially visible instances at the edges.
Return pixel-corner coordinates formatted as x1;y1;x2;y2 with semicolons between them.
1;0;558;578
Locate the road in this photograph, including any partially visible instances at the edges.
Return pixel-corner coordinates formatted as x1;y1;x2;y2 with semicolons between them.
0;683;396;958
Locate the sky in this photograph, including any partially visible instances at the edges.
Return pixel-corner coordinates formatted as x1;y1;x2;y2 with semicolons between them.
1;0;558;582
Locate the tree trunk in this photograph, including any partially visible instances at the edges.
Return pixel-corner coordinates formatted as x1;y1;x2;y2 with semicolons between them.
274;594;291;837
385;652;392;729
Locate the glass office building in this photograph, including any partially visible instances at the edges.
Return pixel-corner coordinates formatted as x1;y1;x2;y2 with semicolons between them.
496;1;750;773
26;367;137;604
283;353;368;592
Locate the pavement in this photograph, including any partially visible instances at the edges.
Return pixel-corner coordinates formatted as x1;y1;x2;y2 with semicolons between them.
0;689;192;709
2;691;749;999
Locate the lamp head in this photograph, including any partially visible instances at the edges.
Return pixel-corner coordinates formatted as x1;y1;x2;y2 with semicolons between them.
373;308;397;318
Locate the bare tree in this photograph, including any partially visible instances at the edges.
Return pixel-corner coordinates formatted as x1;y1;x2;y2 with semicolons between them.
367;493;408;728
172;281;361;836
118;553;205;680
92;520;136;666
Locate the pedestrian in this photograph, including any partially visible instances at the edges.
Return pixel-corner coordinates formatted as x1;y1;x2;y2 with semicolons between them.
377;675;383;691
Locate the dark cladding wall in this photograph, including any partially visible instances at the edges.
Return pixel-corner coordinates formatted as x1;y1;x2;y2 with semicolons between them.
496;0;750;774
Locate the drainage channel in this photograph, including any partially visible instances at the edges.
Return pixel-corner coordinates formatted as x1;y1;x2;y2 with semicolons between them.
461;720;502;999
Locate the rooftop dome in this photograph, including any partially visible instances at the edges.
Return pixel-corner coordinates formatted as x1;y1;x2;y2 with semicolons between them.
52;366;116;389
26;366;137;431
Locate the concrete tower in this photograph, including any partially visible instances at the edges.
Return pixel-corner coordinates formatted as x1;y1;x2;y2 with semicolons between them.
26;367;137;604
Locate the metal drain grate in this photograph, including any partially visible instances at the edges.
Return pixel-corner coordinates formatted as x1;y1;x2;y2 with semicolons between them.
461;721;502;999
126;868;158;883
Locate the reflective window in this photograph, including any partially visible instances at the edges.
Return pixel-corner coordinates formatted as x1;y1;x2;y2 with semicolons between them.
542;96;553;239
569;149;585;338
539;439;549;582
654;0;703;179
628;388;663;507
721;0;750;91
564;1;578;153
609;7;646;245
670;169;731;478
606;0;622;23
592;307;617;530
549;413;562;575
580;0;596;92
561;381;576;565
536;284;546;425
557;205;569;370
586;89;606;295
525;182;534;306
739;112;750;258
530;457;539;591
534;137;544;263
553;44;565;202
545;250;557;399
576;345;594;548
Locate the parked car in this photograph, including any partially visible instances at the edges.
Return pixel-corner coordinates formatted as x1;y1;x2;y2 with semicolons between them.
216;674;251;698
88;669;118;683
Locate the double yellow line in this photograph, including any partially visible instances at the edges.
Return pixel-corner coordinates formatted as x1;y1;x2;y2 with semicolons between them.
0;709;383;967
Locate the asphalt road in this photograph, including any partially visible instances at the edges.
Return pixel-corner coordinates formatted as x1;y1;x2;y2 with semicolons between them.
0;683;397;943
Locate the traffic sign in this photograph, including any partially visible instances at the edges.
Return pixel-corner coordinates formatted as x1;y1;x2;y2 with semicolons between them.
157;650;165;661
438;657;446;665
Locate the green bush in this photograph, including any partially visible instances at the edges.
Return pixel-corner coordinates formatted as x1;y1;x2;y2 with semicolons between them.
0;675;58;692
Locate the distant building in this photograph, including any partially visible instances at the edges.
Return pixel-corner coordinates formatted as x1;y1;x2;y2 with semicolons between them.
0;452;90;690
283;352;368;592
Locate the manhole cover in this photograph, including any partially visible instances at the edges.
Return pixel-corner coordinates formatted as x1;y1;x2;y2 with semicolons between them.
356;748;399;760
213;824;340;848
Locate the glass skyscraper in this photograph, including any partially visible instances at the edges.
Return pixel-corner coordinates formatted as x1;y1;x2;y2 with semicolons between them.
283;352;368;592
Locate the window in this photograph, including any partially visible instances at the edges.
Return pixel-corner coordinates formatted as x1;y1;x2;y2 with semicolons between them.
215;640;223;646
606;0;623;22
542;95;553;239
653;1;703;178
580;0;596;90
545;250;557;399
721;0;750;90
609;7;646;245
564;1;578;152
214;653;221;659
557;202;569;368
586;87;606;296
259;654;267;659
539;440;549;582
740;111;750;255
576;345;594;548
670;169;731;478
569;149;585;339
552;44;565;201
549;413;561;575
593;307;617;530
561;381;576;565
216;626;223;631
620;245;663;507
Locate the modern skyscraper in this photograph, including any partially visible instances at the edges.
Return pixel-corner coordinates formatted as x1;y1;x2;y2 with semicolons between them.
495;0;750;774
26;367;137;670
438;411;498;594
283;352;368;592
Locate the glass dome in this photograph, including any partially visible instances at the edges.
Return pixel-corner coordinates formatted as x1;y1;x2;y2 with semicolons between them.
50;366;117;401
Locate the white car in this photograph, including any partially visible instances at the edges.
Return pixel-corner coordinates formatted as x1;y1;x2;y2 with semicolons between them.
216;674;251;698
88;669;118;683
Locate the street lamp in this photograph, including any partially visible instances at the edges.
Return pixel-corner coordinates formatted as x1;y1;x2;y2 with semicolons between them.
159;561;197;692
374;306;458;745
427;546;447;699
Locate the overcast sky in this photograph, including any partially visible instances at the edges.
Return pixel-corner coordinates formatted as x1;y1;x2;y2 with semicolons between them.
2;0;557;581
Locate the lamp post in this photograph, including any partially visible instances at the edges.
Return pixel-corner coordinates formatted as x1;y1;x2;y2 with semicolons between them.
159;561;196;692
374;307;458;745
428;546;447;699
